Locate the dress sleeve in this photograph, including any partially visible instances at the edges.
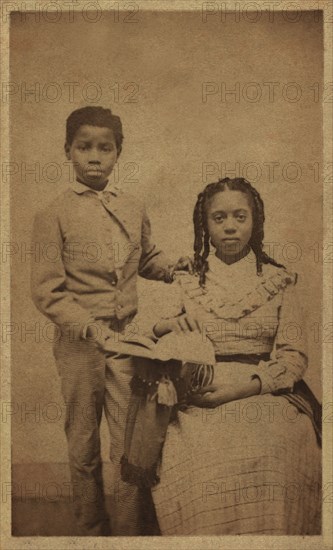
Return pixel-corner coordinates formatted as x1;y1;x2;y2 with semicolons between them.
254;280;308;394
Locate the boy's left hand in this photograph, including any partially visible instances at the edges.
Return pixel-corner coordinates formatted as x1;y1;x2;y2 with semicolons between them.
173;256;194;275
86;321;123;352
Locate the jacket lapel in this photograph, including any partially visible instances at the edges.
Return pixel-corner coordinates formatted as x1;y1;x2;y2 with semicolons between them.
102;191;138;244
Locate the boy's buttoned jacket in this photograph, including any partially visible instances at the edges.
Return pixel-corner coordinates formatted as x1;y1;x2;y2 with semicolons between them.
31;185;171;338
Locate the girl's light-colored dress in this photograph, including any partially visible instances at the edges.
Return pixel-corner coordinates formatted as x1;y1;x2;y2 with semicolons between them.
150;251;321;535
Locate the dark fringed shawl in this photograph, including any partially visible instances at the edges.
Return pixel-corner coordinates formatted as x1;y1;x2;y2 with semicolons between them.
121;357;184;488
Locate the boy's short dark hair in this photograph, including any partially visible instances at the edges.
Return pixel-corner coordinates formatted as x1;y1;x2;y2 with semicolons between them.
66;106;123;155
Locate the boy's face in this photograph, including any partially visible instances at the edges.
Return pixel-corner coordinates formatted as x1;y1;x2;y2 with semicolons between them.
65;125;118;190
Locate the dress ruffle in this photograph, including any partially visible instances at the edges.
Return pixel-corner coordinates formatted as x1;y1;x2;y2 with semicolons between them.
177;269;296;320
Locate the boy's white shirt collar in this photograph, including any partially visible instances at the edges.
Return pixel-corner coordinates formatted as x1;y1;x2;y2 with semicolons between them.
70;179;120;196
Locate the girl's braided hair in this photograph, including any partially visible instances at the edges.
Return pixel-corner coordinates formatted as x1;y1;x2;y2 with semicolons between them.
193;177;285;286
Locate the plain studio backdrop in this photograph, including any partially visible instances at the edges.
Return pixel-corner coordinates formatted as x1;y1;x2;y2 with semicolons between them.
9;10;323;493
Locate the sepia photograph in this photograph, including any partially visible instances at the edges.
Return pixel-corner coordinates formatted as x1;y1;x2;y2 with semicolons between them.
1;0;332;548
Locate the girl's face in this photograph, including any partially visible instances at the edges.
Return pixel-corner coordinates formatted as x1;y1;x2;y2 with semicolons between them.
206;190;253;262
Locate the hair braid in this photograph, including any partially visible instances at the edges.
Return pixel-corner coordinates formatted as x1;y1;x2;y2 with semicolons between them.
248;185;285;273
193;190;212;286
248;188;265;275
193;193;204;271
200;219;211;287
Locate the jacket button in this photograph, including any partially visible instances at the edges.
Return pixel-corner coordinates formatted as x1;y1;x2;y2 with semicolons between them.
109;271;118;286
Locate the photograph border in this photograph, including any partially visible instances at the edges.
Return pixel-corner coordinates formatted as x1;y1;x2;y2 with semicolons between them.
1;1;332;548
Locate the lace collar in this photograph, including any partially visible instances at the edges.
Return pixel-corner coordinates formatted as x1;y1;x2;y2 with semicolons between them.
208;250;257;279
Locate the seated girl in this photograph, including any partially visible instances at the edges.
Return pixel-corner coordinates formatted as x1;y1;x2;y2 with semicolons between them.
121;177;321;536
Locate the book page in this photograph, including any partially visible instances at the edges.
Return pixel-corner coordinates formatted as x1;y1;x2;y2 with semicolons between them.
118;333;156;350
155;331;216;364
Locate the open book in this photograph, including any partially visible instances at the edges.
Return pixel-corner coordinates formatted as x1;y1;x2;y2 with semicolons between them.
104;331;216;365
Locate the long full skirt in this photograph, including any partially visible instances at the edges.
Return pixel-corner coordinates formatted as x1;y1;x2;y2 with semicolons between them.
152;364;321;535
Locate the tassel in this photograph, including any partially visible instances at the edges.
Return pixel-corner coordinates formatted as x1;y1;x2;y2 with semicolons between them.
157;375;178;407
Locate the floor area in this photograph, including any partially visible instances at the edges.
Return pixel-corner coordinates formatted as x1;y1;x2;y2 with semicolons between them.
12;496;160;536
12;497;110;536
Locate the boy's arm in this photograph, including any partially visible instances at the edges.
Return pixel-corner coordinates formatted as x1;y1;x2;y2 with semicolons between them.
138;206;174;282
131;278;184;338
30;209;93;340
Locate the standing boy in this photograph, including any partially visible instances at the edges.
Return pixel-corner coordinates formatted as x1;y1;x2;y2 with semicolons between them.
31;106;188;535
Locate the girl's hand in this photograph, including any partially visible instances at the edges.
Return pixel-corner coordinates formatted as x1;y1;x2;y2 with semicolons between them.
154;313;201;337
188;377;261;408
188;384;239;408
